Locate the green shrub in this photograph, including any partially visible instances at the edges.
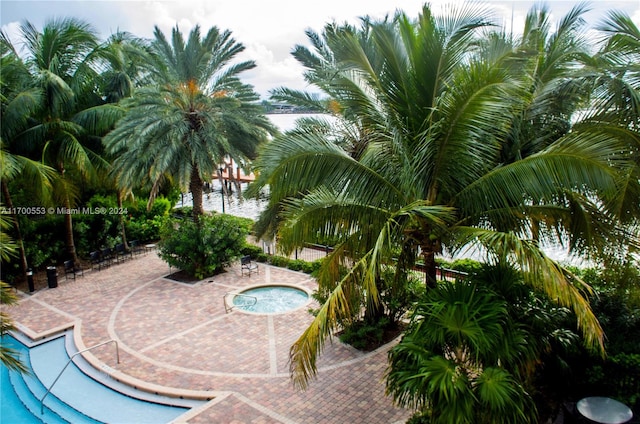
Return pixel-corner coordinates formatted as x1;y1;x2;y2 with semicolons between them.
241;244;263;258
339;317;390;350
158;214;250;279
449;258;483;275
125;215;165;243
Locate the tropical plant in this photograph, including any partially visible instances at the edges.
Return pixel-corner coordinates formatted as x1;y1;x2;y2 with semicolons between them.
249;4;636;388
386;262;582;423
158;214;251;279
104;24;276;223
0;32;56;280
0;213;28;373
0;18;125;263
386;279;537;423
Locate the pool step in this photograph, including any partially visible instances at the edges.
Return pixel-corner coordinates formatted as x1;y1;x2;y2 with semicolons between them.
4;335;99;424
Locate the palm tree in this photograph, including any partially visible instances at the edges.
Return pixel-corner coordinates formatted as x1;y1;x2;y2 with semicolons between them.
90;31;150;247
386;262;580;423
0;31;56;280
250;4;632;388
3;18;113;263
0;214;28;373
104;25;276;222
386;278;537;423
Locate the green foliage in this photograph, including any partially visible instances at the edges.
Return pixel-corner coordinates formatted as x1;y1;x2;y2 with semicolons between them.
339;317;390;350
17;215;65;269
125;215;165;243
584;353;640;408
385;262;589;423
158;214;250;279
448;258;483;275
241;244;263;258
252;253;323;275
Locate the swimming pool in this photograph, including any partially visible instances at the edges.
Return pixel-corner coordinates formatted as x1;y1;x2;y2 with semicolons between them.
1;333;200;423
232;285;309;314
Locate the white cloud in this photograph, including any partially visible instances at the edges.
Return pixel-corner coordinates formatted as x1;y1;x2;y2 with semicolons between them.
2;0;639;98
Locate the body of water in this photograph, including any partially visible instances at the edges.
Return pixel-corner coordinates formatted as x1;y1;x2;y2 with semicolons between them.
178;113;579;265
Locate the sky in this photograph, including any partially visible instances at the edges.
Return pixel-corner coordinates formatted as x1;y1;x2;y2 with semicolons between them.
1;0;639;99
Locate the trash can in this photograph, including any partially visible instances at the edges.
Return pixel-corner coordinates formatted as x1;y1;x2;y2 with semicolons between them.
46;266;58;288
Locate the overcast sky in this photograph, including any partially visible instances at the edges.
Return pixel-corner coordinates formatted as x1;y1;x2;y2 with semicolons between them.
1;0;639;98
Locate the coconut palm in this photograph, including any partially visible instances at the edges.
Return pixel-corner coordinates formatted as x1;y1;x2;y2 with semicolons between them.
2;18;117;263
104;25;276;222
250;4;632;388
0;214;28;373
1;31;56;279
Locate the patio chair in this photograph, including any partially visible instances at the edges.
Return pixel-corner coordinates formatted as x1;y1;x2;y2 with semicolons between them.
114;243;132;263
101;247;114;267
241;255;259;276
90;250;106;271
64;260;84;280
129;240;144;256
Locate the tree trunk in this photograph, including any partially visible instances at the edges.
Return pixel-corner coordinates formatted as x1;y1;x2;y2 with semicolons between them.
1;180;29;282
189;165;204;223
423;249;438;289
62;193;78;264
117;190;128;248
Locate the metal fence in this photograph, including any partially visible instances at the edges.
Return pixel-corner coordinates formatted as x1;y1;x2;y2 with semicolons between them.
255;239;469;281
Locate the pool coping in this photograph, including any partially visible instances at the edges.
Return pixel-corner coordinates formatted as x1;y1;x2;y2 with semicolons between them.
224;283;313;315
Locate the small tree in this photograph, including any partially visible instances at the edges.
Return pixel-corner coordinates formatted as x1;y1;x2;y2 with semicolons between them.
158;214;251;279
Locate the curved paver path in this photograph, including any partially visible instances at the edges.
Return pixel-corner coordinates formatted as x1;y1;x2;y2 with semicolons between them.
6;252;413;424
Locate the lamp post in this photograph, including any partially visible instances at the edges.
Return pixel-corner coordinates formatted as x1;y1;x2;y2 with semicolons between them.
27;268;34;292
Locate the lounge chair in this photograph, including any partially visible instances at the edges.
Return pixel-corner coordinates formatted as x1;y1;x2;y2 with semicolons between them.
101;247;114;267
241;255;259;276
64;260;84;280
129;240;144;256
90;251;106;271
114;243;132;263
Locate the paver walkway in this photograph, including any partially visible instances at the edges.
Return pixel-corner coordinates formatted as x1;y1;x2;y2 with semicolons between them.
5;252;413;424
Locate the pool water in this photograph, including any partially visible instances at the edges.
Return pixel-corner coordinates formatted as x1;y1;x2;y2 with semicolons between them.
1;334;197;423
233;286;309;314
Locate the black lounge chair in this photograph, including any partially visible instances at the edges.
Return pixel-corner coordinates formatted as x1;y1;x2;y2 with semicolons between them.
90;250;106;271
114;243;132;263
64;260;84;280
241;255;259;276
129;240;144;256
101;247;114;267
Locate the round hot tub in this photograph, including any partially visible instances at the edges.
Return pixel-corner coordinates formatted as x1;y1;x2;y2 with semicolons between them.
232;285;309;314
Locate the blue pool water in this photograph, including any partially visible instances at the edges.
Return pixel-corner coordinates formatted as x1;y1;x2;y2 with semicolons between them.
1;334;197;423
233;285;309;313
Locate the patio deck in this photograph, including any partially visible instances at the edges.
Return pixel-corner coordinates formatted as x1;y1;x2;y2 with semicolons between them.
4;252;413;423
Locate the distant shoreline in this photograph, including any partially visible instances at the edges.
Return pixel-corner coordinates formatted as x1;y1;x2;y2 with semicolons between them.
265;110;321;115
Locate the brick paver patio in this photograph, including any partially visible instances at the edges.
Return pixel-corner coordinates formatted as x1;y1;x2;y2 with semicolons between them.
5;252;413;423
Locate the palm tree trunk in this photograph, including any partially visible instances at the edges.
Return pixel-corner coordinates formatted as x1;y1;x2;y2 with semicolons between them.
190;165;204;222
62;193;78;264
423;249;438;289
1;181;29;282
117;189;128;248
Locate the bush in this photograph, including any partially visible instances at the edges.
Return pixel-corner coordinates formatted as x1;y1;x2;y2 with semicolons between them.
158;214;250;279
449;258;483;275
339;317;390;350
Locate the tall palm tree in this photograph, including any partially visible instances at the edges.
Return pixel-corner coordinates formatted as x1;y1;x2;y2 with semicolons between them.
1;31;56;279
104;25;276;222
250;4;632;388
3;18;114;263
0;214;28;373
89;31;150;247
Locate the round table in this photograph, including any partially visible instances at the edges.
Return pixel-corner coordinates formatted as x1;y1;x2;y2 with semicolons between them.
577;397;633;424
